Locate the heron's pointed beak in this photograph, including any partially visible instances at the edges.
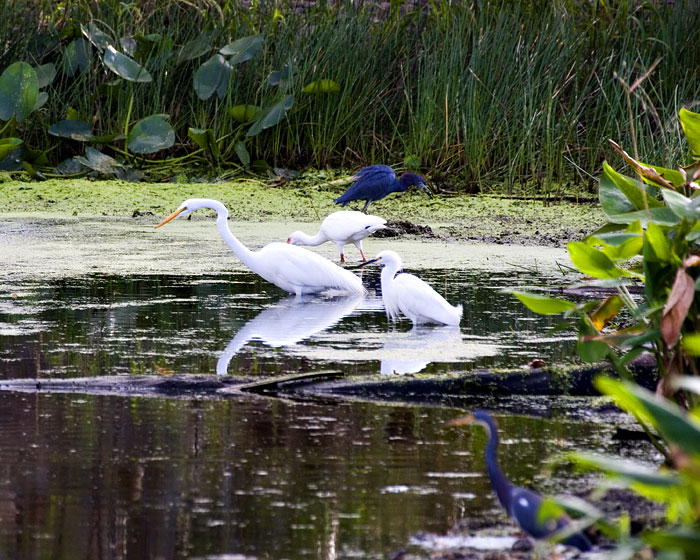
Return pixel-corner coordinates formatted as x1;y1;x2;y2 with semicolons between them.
419;183;433;199
446;414;475;427
155;207;186;229
351;256;382;269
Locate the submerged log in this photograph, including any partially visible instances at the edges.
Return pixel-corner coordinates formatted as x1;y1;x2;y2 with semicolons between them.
0;356;657;404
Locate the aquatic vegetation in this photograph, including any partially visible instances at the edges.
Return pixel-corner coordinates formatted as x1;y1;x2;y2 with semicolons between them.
1;1;699;191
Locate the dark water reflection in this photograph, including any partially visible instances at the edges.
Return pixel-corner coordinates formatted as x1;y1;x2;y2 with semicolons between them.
1;268;575;379
0;391;613;560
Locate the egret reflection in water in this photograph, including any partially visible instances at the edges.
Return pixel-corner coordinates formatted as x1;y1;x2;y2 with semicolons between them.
380;325;463;374
216;294;363;374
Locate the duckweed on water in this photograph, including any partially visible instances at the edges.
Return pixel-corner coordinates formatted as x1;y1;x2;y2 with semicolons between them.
0;176;605;245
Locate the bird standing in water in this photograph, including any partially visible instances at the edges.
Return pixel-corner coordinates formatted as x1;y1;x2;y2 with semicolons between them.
334;164;430;213
448;410;593;552
287;211;387;263
155;198;365;296
360;249;462;326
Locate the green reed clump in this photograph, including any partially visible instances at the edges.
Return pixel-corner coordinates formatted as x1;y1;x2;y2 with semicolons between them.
2;0;700;194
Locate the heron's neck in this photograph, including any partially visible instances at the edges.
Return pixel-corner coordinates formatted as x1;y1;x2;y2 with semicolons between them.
296;231;328;246
212;202;257;269
393;178;408;193
485;427;513;512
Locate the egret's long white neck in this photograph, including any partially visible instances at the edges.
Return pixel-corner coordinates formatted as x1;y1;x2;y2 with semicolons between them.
296;231;328;246
206;200;258;269
380;260;402;287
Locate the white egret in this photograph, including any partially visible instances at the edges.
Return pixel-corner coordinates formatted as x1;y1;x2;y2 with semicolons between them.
361;249;462;326
155;198;365;296
287;211;387;263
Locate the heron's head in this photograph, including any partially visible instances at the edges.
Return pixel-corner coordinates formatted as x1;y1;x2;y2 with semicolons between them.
399;172;432;197
155;198;222;229
447;410;495;437
287;231;303;245
357;249;402;270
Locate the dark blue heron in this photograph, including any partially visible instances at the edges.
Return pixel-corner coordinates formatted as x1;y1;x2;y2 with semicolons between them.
334;164;430;213
448;410;593;552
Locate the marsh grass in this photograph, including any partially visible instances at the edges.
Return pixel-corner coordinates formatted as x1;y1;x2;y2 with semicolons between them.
2;0;700;193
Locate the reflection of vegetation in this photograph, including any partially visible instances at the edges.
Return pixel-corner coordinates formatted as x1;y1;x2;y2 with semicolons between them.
515;108;700;556
2;1;700;190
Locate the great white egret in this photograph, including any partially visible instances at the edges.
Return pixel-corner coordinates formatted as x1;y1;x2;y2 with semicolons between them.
287;210;387;263
360;249;462;326
448;411;593;551
155;198;365;296
334;164;430;213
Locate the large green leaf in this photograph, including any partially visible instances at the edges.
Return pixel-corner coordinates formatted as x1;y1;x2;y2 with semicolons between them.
48;120;94;141
220;34;264;64
81;22;113;50
596;377;700;455
246;95;293;137
680;107;700;160
607;207;681;227
662;188;700;220
645;221;671;262
568;241;634;279
591;221;643;261
571;452;681;488
235;141;250;167
0;62;39;122
600;162;662;218
104;46;152;83
228;104;260;123
193;54;230;101
176;33;212;64
644;527;700;557
0;138;22;162
302;79;340;93
62;38;91;77
512;292;576;314
35;63;56;88
187;127;219;159
127;114;175;154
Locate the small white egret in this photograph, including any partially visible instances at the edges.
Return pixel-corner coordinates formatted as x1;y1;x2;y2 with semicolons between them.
155;198;365;296
361;249;462;326
287;211;387;263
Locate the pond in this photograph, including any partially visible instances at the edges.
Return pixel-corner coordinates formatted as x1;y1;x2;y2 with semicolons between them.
0;217;653;559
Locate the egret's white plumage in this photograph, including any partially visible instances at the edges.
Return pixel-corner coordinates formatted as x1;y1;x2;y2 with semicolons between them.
365;250;462;326
287;211;387;263
156;198;365;296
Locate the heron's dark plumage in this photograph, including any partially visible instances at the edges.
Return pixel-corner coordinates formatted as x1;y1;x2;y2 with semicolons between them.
334;164;428;212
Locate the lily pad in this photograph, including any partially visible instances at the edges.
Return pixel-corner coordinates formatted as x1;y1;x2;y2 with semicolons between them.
62;38;91;77
48;119;94;141
246;95;293;137
220;34;264;64
104;46;153;83
127;114;175;154
302;79;340;93
193;54;231;101
0;62;39;123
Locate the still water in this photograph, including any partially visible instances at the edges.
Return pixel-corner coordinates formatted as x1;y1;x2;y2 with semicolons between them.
0;220;637;559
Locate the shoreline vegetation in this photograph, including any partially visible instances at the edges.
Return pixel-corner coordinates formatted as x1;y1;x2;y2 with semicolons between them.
2;1;700;194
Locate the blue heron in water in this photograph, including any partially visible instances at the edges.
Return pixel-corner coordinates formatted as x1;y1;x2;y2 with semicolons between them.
334;164;430;213
448;410;593;552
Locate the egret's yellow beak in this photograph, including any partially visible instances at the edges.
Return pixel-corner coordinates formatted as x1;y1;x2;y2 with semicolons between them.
155;207;186;229
446;414;475;427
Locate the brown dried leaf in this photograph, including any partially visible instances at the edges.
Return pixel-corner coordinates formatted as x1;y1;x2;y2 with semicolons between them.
608;139;675;189
661;269;695;348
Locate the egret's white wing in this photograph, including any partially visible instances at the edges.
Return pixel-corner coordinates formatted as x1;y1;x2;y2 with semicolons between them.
392;273;462;325
322;211;387;242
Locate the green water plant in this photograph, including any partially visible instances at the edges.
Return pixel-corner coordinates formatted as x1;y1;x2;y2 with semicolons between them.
515;107;700;408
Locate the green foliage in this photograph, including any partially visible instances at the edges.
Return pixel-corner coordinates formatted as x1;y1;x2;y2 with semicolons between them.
516;108;700;556
2;0;700;183
0;62;38;123
569;377;700;558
